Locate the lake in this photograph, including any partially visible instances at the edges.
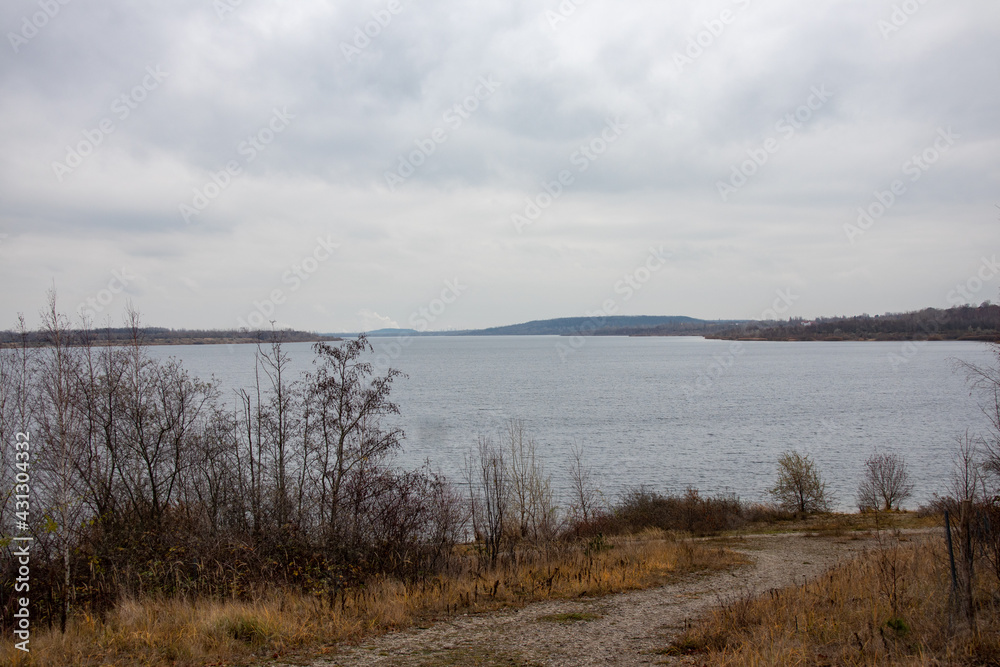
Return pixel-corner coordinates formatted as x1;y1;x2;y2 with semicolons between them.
146;336;997;511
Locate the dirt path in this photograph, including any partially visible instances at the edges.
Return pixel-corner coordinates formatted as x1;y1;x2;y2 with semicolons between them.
297;531;931;667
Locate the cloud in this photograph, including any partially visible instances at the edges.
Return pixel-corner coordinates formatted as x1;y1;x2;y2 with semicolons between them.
1;0;999;329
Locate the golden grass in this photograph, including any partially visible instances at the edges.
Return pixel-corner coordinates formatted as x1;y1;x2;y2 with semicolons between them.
1;532;743;667
670;534;1000;666
737;510;941;537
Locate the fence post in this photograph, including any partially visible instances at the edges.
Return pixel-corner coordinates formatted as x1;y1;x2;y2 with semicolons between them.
945;509;958;602
960;500;976;630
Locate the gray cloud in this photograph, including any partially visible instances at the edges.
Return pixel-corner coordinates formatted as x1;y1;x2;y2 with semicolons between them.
1;0;998;331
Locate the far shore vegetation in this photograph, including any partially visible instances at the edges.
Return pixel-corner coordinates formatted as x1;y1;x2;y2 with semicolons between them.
705;303;1000;342
4;302;998;348
0;326;336;348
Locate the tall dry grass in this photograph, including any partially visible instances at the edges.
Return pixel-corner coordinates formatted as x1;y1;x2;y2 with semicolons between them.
1;532;742;667
671;534;1000;665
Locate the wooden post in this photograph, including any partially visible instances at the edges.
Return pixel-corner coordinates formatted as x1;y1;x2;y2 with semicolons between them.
945;510;958;603
960;500;976;630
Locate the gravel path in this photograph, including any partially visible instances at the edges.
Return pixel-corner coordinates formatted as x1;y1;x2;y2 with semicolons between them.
293;531;930;667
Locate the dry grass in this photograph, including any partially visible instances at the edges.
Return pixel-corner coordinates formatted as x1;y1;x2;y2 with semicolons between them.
670;534;1000;666
737;510;940;537
0;532;743;667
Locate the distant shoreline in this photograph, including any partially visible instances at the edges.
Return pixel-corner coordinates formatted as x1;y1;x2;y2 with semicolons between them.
702;333;999;343
0;332;339;348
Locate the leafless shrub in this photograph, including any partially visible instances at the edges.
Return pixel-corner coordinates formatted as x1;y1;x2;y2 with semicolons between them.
505;419;557;543
951;432;984;505
769;450;831;514
857;451;914;511
568;444;601;527
588;486;745;537
465;434;508;567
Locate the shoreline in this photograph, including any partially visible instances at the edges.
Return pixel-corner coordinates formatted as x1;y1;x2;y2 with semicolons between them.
701;333;999;342
0;335;340;349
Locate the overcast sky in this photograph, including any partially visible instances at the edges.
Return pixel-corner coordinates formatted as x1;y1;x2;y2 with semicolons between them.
1;0;998;332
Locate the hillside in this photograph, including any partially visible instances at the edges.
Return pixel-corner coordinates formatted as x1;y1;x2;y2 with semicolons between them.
471;315;716;336
352;316;745;338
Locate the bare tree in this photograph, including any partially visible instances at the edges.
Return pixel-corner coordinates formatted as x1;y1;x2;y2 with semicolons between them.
956;341;1000;590
184;403;240;537
957;342;1000;488
857;451;914;511
504;419;556;542
255;334;300;532
947;432;985;627
307;335;404;549
114;306;216;530
465;435;508;567
770;450;831;514
568;444;599;525
950;431;984;505
35;290;88;631
73;322;128;523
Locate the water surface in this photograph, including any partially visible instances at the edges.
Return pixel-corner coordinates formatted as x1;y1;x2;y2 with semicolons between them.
147;336;995;510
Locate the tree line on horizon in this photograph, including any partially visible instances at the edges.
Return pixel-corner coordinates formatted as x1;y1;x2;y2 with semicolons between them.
706;303;1000;341
4;304;997;345
0;326;332;347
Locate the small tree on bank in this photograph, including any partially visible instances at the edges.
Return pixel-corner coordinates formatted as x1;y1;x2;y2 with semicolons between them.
857;451;914;511
770;451;831;514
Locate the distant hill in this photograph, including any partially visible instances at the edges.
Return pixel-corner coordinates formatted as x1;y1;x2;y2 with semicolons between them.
470;315;740;337
328;316;745;338
364;328;421;337
705;305;1000;342
347;306;1000;341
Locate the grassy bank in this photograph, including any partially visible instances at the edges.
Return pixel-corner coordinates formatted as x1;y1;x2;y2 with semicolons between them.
0;532;742;667
735;508;940;536
669;532;1000;665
